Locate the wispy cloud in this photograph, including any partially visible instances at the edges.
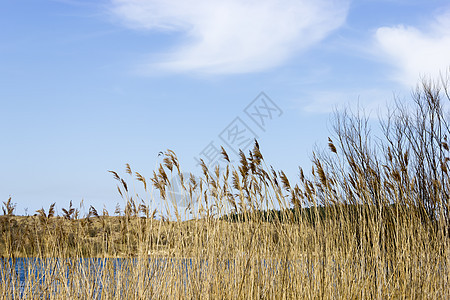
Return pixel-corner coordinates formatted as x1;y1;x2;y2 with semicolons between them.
303;88;395;117
374;8;450;86
110;0;349;74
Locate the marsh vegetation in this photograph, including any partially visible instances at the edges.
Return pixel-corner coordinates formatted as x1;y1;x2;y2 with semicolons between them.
1;77;449;298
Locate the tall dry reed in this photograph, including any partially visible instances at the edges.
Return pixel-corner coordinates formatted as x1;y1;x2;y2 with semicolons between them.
0;76;449;299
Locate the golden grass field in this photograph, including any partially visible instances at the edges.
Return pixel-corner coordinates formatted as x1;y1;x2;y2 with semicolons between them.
1;78;449;299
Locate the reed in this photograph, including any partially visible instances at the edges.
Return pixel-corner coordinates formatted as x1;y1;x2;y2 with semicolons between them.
0;76;449;299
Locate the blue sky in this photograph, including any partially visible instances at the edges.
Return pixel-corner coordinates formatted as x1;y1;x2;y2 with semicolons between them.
1;0;450;215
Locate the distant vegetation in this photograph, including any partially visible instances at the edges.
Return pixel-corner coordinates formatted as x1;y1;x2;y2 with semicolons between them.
1;76;449;298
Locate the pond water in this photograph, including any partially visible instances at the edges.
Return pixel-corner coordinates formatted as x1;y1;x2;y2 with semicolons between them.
0;257;199;298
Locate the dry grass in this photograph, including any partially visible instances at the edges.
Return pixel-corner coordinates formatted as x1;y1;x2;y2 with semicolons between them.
0;77;449;299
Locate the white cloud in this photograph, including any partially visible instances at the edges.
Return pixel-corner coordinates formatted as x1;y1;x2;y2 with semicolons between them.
110;0;349;74
374;9;450;86
303;89;394;117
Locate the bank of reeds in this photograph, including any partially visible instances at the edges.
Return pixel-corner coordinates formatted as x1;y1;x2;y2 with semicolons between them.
0;77;449;298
